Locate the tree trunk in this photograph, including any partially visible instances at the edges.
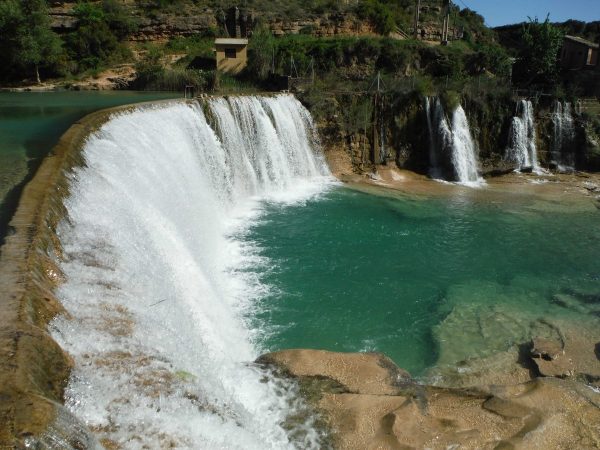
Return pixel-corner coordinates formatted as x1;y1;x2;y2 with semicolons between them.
35;65;41;85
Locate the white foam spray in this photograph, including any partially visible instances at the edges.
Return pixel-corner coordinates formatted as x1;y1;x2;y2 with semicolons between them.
50;95;332;449
450;105;482;185
552;101;576;169
506;99;540;171
425;98;482;185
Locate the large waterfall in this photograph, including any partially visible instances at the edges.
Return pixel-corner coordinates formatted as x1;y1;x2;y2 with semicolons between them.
506;99;540;171
425;97;482;185
50;95;331;449
552;101;576;169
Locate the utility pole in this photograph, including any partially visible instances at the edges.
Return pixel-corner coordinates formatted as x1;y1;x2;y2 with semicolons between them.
442;0;451;44
414;0;421;39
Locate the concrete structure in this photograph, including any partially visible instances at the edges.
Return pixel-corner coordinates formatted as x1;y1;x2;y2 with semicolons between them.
214;38;249;74
560;35;599;70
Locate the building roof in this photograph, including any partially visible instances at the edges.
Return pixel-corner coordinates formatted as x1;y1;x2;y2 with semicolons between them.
215;38;249;46
564;35;599;49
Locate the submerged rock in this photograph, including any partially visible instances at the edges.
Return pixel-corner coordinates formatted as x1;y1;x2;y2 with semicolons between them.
259;349;600;450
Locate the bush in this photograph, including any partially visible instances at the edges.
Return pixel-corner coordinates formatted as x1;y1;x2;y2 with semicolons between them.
356;0;395;35
102;0;138;39
134;64;207;91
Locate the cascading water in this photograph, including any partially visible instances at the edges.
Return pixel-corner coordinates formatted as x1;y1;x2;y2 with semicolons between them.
50;95;332;449
425;97;452;179
451;106;481;184
552;101;576;169
425;97;482;184
506;99;540;171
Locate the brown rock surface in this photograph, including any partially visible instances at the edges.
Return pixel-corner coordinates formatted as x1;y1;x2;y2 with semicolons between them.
257;349;410;395
530;328;600;383
259;349;600;450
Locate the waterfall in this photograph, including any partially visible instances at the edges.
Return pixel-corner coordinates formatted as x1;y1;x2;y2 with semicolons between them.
425;97;452;179
451;106;481;184
506;100;539;171
50;95;331;449
552;101;576;169
425;97;482;184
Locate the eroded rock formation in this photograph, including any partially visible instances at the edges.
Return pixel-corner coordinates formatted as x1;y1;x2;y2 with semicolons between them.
259;349;600;449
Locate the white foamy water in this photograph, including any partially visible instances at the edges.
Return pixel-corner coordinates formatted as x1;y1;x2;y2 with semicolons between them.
425;98;482;186
450;105;482;185
506;99;540;172
424;97;452;180
552;101;576;170
50;95;332;449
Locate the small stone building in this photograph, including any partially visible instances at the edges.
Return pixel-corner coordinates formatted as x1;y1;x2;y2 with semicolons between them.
214;38;249;74
560;35;599;70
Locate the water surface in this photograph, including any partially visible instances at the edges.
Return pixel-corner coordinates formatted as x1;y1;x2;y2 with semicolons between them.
247;185;600;375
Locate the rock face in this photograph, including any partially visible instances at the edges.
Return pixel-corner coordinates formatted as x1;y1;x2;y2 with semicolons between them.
48;3;377;41
259;349;600;450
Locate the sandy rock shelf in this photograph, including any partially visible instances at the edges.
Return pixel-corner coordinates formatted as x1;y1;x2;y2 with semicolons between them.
259;349;600;450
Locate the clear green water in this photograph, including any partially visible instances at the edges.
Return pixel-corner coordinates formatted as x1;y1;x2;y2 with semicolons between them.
247;185;600;376
0;91;178;243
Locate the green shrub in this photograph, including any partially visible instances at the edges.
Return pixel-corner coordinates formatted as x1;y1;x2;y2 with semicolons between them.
356;0;395;35
134;65;207;91
440;90;461;111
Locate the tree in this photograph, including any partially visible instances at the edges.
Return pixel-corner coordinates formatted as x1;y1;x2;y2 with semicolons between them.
246;26;275;81
66;2;119;70
21;0;63;83
516;16;564;85
0;0;62;83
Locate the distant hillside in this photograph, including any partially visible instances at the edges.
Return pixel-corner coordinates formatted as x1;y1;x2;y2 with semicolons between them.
1;0;502;87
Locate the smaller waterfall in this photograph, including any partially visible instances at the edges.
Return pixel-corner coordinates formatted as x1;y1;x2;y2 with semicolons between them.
506;100;539;171
552;101;576;169
451;106;481;184
425;97;452;179
426;97;482;185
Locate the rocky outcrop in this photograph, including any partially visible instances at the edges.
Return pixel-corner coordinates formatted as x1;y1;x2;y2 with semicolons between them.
48;2;377;41
259;349;600;450
268;14;377;38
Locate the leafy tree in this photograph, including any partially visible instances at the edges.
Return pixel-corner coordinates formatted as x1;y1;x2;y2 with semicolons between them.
21;0;63;83
516;16;564;85
357;0;395;36
468;44;511;77
66;2;119;70
246;26;275;81
0;0;63;83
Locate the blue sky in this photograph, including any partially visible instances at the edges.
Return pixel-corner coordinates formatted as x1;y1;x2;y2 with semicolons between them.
455;0;600;27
